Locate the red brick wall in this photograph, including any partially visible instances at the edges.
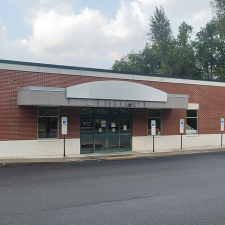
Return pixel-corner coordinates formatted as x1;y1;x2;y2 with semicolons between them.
59;107;80;139
1;68;225;140
162;109;186;135
132;108;148;137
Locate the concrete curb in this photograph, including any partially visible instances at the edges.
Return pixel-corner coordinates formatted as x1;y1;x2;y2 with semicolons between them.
1;148;225;166
105;156;137;161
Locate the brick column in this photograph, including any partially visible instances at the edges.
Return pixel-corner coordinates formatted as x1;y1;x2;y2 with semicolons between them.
132;108;148;137
162;109;186;135
59;107;80;139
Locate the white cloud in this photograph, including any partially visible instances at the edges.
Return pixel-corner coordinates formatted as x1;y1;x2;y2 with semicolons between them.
16;1;148;68
0;0;213;68
192;10;207;23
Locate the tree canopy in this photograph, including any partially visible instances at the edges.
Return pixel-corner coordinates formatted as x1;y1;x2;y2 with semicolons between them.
111;1;225;80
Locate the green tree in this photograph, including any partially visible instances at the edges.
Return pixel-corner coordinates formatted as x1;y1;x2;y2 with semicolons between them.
193;22;217;79
210;0;225;79
111;45;161;74
147;6;173;75
173;22;201;78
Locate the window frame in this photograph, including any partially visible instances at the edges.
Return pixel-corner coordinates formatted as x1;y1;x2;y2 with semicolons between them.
148;109;162;136
186;109;198;135
37;106;59;139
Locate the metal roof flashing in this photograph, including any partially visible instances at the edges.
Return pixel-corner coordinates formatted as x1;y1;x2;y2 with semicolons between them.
2;59;225;86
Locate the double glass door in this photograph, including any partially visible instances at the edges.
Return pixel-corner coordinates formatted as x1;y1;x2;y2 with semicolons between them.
81;118;131;153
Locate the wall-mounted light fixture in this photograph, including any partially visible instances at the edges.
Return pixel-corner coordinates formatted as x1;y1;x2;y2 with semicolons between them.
10;79;13;84
137;111;141;115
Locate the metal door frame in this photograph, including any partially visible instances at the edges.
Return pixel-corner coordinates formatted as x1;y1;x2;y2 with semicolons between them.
80;108;132;154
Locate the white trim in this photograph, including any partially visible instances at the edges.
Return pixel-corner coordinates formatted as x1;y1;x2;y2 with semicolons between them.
1;63;225;88
187;103;199;110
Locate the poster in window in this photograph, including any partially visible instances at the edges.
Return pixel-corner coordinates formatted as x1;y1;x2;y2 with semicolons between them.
101;120;106;127
111;123;116;128
124;125;127;131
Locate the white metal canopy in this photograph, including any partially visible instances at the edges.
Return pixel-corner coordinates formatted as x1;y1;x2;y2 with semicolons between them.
66;80;167;102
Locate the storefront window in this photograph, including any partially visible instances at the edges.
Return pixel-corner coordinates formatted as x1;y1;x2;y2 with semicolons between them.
81;108;93;114
148;109;161;135
186;110;198;135
38;107;58;138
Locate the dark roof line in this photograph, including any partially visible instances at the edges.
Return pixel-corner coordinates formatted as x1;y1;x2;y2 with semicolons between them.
0;59;224;83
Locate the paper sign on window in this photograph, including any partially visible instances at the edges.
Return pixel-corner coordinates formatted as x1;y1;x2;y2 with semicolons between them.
101;120;106;127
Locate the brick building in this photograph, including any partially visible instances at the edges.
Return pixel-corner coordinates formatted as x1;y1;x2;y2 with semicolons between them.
0;59;223;158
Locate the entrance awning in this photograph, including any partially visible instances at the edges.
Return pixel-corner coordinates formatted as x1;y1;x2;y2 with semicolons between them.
17;81;188;109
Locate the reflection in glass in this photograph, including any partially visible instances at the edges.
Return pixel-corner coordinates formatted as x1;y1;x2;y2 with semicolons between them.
38;107;58;116
120;135;130;149
95;136;106;151
81;136;93;152
120;109;131;115
95;108;119;115
148;118;161;135
108;135;119;150
120;119;130;134
38;117;57;138
81;119;93;135
148;109;161;117
186;110;197;117
95;119;106;134
108;119;119;134
186;118;197;134
81;108;93;114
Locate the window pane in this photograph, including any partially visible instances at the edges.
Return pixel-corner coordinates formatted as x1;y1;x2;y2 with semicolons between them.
186;118;197;134
148;109;161;117
186;110;197;117
95;136;106;151
120;109;131;115
38;117;58;138
81;108;93;114
95;108;111;114
38;107;58;116
95;119;106;134
148;118;161;135
81;119;93;135
120;135;130;149
120;119;130;134
38;117;47;138
81;136;93;152
49;117;58;138
108;135;119;150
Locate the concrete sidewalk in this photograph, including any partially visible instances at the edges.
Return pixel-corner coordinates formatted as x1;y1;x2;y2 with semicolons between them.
1;148;225;166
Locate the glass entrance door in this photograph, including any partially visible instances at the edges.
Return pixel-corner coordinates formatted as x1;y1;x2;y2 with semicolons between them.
120;119;131;150
80;108;132;154
95;119;106;152
108;119;119;151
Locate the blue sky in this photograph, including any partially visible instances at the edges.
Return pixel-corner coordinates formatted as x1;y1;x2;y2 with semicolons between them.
0;0;212;69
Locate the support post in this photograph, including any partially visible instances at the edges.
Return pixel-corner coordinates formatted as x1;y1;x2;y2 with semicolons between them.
181;133;182;150
221;131;223;148
153;135;154;152
64;134;65;157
